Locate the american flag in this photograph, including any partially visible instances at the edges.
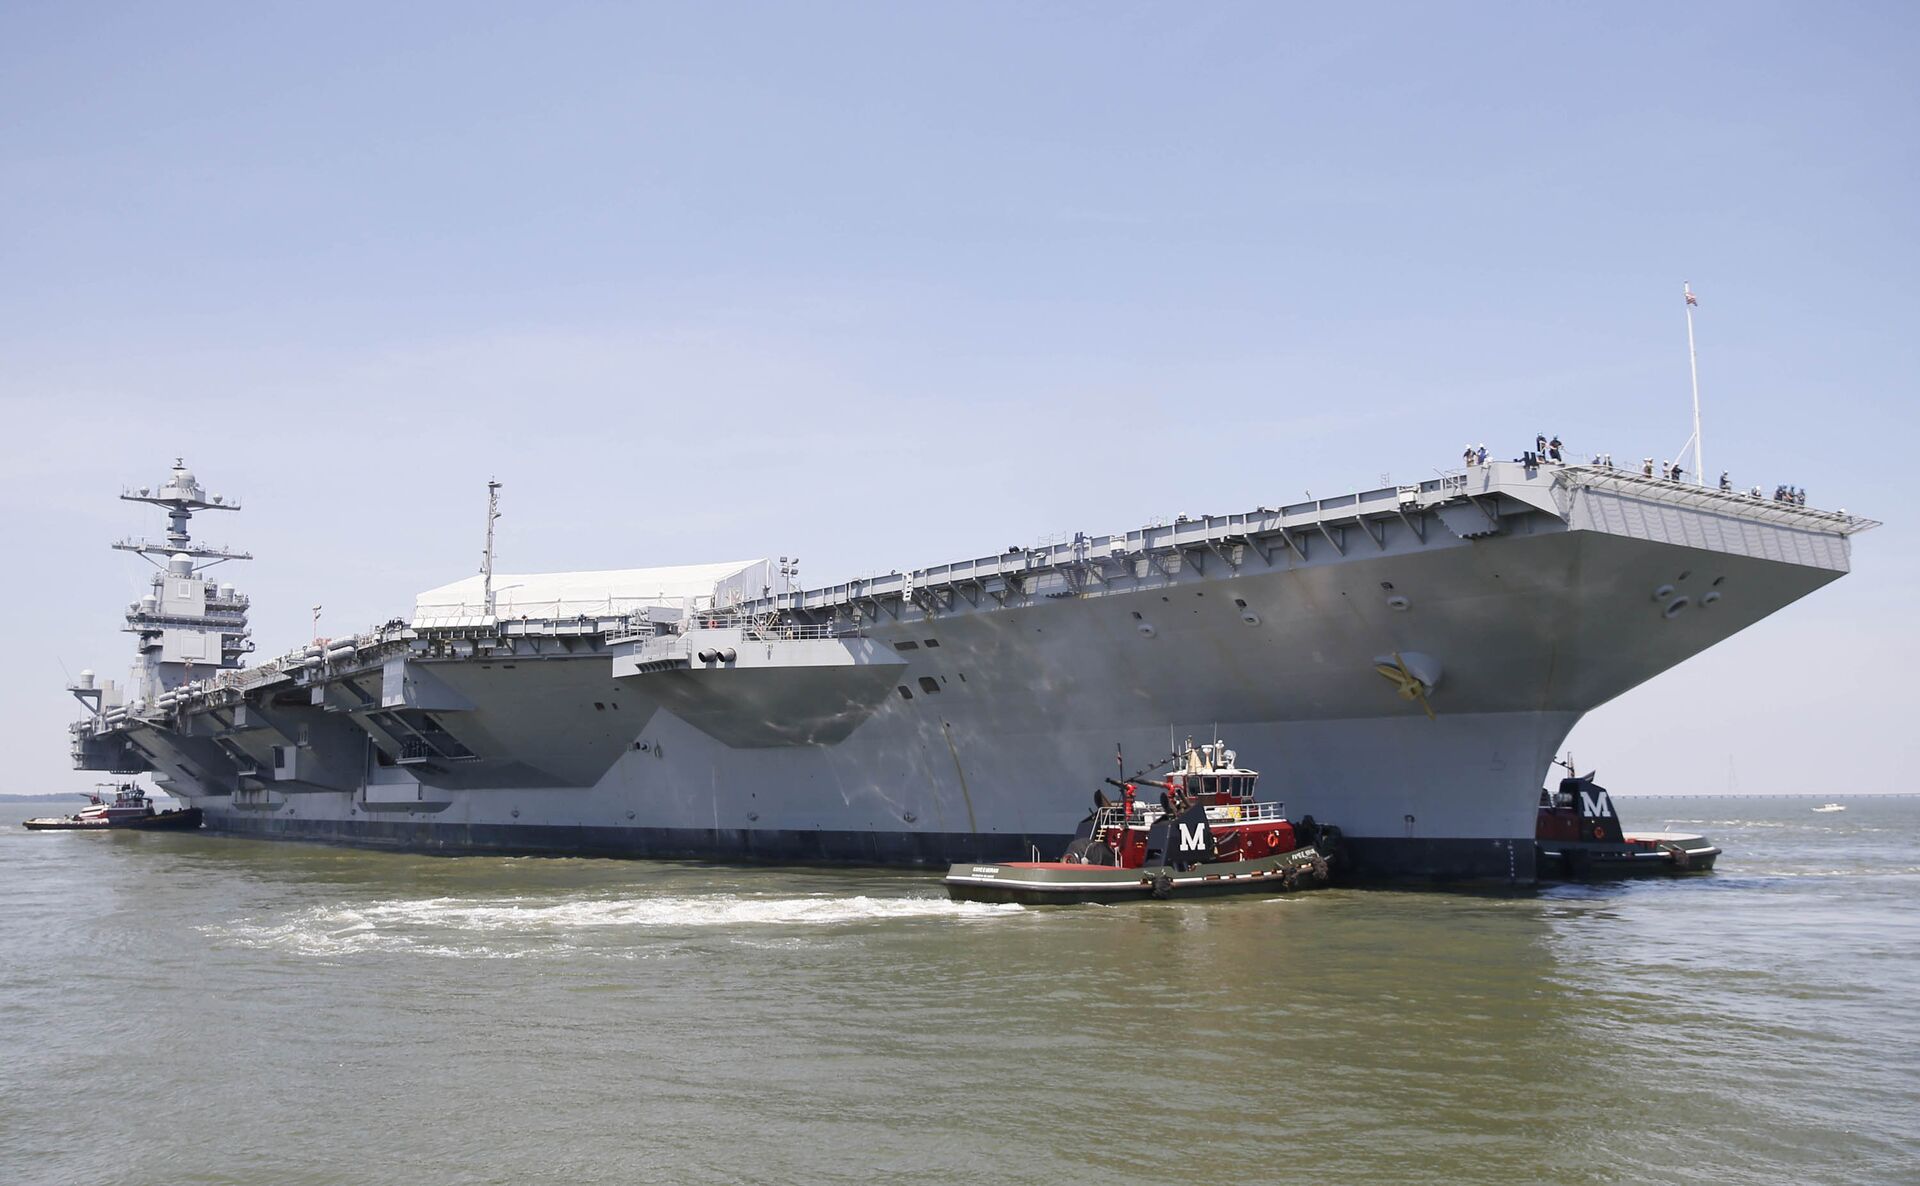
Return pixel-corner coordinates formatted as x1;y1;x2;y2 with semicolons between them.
1685;289;1698;307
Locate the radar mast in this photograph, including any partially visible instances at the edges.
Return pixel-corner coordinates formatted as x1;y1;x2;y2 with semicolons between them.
111;460;255;701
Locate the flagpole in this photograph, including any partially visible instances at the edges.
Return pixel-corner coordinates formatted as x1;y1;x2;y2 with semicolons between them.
1684;281;1703;484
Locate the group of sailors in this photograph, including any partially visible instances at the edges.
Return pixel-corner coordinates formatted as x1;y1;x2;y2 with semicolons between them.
1463;433;1566;468
1714;471;1808;503
1654;462;1808;504
1460;438;1813;508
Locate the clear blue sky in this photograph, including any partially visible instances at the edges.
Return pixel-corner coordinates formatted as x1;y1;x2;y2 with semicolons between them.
3;2;1913;794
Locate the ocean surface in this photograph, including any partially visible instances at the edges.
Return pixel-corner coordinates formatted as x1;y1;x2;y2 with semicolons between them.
3;794;1916;1186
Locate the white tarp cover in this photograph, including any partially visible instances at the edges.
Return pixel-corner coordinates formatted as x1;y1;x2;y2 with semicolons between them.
413;559;765;622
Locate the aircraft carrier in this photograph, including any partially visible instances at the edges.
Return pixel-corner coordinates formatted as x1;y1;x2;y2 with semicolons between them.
68;458;1876;881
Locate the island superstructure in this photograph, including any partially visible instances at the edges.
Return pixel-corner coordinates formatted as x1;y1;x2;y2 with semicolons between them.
69;458;1876;880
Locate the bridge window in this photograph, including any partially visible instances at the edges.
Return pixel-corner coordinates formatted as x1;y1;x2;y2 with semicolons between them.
918;676;941;694
897;685;913;700
924;639;940;647
896;641;920;651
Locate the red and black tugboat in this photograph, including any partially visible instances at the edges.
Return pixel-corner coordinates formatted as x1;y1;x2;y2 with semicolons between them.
22;782;203;832
943;738;1340;904
1535;760;1718;878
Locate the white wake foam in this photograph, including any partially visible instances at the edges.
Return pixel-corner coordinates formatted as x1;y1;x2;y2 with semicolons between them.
201;893;1021;958
357;892;1021;931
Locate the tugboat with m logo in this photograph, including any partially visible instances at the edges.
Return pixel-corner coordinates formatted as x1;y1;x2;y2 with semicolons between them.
943;738;1340;904
1535;758;1719;877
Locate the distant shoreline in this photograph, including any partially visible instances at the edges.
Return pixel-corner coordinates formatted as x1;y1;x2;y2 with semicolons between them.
3;790;1913;802
0;792;177;802
1610;792;1920;798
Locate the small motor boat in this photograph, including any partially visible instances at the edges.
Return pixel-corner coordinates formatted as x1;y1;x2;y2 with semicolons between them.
944;737;1339;904
1813;803;1847;813
1535;762;1718;878
23;783;203;832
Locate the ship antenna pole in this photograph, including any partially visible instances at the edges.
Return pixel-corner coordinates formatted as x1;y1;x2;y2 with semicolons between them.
1684;281;1704;485
482;478;502;615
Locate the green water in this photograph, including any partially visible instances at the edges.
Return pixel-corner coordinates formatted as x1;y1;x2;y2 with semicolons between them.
3;795;1916;1185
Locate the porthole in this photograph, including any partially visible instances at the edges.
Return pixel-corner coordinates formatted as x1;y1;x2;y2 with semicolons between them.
1387;595;1411;611
1137;623;1157;638
1241;612;1261;626
1652;584;1676;601
1664;596;1690;619
1701;591;1721;606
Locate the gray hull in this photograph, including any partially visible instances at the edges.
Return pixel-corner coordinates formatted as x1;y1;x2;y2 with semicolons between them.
74;463;1872;882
